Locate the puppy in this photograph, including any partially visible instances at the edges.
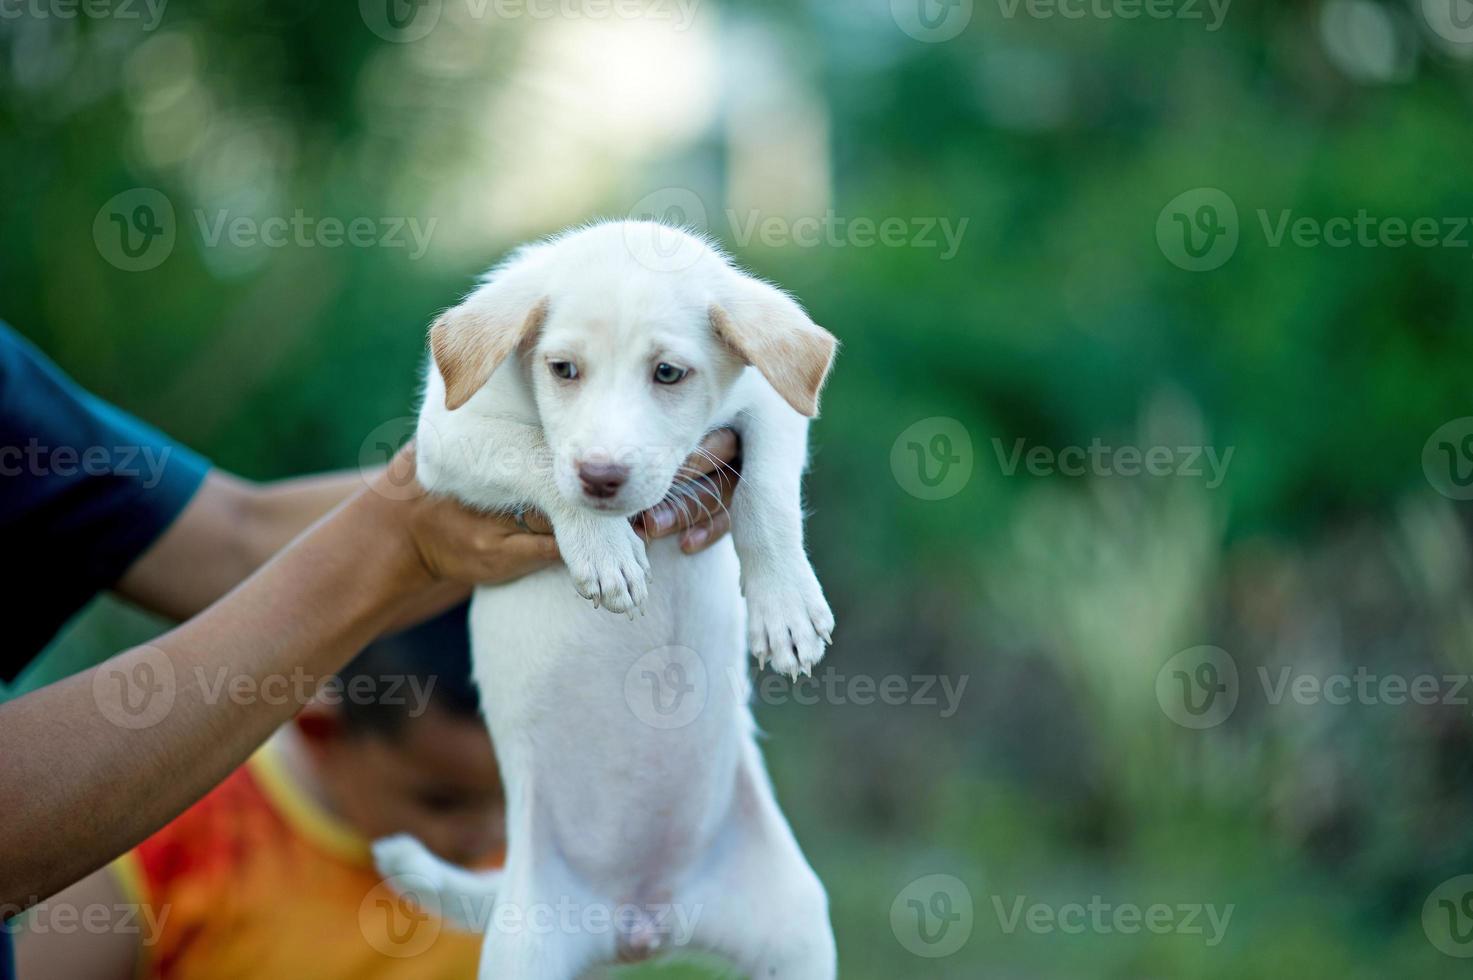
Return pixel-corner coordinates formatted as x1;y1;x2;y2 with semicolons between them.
373;221;837;978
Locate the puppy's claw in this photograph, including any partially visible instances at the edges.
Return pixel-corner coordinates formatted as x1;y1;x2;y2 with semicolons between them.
746;576;833;681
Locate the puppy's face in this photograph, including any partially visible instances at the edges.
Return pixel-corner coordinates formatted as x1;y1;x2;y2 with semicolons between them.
427;221;837;516
531;290;737;516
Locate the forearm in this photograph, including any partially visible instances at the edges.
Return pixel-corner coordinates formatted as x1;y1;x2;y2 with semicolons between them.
255;470;474;628
243;469;379;564
115;468;387;623
0;487;421;910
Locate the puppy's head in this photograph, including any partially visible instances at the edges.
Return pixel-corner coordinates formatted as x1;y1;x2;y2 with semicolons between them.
429;221;836;517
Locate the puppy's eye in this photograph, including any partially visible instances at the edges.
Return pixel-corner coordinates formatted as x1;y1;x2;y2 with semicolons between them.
549;360;578;381
653;363;688;385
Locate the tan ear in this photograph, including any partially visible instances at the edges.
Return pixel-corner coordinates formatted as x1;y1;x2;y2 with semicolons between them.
711;284;837;418
430;297;549;411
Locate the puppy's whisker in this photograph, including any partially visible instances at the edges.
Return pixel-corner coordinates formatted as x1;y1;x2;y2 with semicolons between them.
685;473;730;522
660;483;697;527
693;446;741;482
682;485;718;526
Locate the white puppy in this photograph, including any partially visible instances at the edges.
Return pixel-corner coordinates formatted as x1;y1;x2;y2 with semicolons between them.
373;221;838;978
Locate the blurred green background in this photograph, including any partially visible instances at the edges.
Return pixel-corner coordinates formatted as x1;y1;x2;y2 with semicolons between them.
7;0;1473;975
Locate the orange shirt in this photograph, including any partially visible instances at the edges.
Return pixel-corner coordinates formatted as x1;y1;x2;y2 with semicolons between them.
112;742;495;979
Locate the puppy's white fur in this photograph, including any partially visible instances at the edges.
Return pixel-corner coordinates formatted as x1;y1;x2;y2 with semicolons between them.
373;221;838;978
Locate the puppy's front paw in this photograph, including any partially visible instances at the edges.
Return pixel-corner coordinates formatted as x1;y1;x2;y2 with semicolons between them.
746;569;834;680
559;518;650;615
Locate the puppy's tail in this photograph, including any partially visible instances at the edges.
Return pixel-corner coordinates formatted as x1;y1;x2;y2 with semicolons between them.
372;833;503;932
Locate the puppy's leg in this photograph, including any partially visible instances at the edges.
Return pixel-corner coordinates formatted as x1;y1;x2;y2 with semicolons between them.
420;414;648;613
681;742;836;979
475;871;612;980
727;389;835;678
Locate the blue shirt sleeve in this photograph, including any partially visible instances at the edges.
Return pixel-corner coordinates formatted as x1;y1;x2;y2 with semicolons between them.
0;323;209;681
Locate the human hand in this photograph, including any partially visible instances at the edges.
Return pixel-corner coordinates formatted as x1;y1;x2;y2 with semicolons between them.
375;429;740;590
635;428;741;554
374;446;562;589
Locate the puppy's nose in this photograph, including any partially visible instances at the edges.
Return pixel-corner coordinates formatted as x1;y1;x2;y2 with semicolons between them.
578;460;630;499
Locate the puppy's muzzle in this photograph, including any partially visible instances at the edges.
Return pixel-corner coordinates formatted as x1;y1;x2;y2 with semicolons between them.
578;460;630;499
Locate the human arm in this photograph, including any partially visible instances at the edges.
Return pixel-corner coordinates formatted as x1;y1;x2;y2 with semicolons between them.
0;451;550;911
112;427;742;624
12;865;137;980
